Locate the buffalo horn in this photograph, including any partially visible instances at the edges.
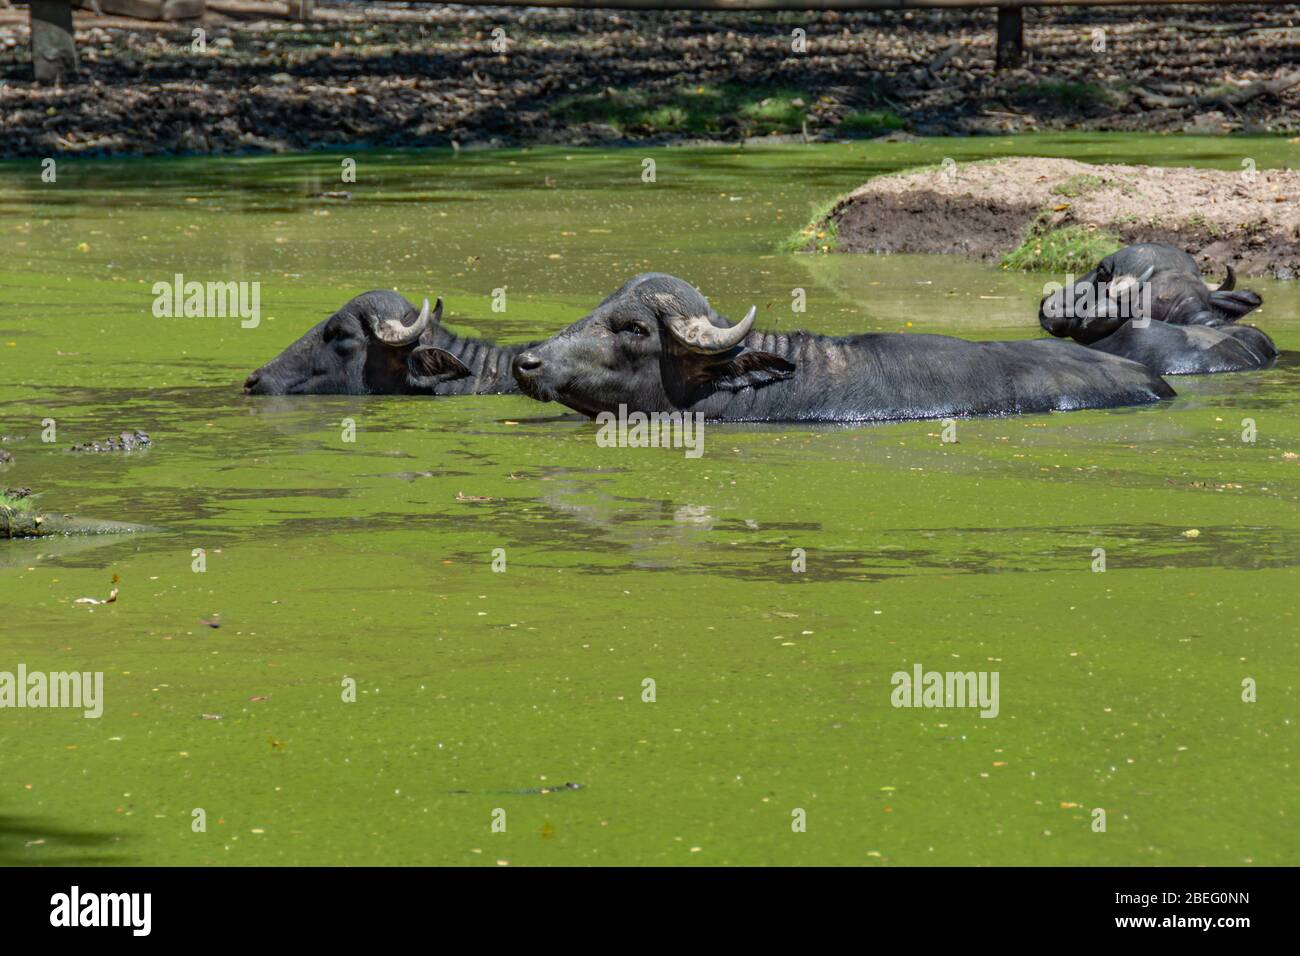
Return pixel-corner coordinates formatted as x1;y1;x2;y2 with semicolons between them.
1208;265;1235;292
370;297;440;346
665;306;756;354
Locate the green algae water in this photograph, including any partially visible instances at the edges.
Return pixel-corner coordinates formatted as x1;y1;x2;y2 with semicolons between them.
1;134;1297;866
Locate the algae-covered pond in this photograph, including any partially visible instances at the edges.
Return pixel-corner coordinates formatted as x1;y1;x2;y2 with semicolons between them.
1;134;1297;865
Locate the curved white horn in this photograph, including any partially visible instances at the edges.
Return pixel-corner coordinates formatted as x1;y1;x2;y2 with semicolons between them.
370;297;433;346
1208;264;1235;292
665;306;756;354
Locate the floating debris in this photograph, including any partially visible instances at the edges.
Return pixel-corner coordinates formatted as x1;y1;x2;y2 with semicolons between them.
74;587;119;606
75;574;120;606
70;430;151;453
537;782;582;794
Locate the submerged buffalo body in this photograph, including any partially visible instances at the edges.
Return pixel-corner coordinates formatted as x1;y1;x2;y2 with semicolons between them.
511;272;1175;423
244;290;527;396
1039;242;1276;374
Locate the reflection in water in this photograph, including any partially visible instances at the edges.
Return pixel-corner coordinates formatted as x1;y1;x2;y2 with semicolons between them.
0;812;132;867
4;375;1297;585
0;532;151;570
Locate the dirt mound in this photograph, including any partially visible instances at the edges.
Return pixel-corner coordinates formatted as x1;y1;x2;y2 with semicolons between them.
817;157;1300;278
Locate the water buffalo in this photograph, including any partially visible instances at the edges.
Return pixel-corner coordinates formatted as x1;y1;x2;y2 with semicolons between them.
1038;242;1276;374
511;273;1175;423
243;290;528;395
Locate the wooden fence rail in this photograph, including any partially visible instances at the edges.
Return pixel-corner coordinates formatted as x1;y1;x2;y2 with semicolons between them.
358;0;1279;6
16;0;1293;85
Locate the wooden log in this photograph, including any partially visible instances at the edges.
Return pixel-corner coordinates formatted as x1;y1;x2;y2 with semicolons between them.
1132;69;1300;109
29;0;76;85
19;0;1295;9
203;0;288;17
0;508;151;537
995;6;1023;70
205;0;320;16
73;0;205;19
324;0;1300;8
0;506;50;538
194;0;1295;11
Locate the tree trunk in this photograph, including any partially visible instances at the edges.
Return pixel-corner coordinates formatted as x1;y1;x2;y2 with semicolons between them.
995;6;1024;70
30;0;78;86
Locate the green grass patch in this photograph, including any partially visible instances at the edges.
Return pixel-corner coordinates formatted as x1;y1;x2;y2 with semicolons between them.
780;194;846;253
0;490;32;513
1050;173;1139;200
550;84;813;137
1050;173;1106;199
1016;81;1117;110
838;110;905;137
1204;83;1240;98
738;94;809;132
1001;220;1122;273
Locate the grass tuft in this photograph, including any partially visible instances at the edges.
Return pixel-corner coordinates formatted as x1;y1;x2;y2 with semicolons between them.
780;194;846;253
1050;174;1106;199
1015;81;1117;109
838;110;906;137
0;491;31;513
550;84;814;137
1001;220;1122;273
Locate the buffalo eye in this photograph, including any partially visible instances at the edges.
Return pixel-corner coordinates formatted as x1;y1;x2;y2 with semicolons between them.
618;321;651;337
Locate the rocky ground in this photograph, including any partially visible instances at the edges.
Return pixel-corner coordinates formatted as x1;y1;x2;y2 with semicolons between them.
0;2;1297;157
803;157;1300;277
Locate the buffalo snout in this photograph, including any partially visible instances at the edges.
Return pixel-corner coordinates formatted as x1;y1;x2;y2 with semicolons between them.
511;349;556;403
512;351;544;375
244;366;296;395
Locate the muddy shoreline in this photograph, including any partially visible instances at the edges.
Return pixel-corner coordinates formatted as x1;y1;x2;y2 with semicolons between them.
1;3;1297;158
804;157;1300;278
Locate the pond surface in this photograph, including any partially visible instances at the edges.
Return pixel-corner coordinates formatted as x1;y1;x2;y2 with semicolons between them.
1;134;1297;865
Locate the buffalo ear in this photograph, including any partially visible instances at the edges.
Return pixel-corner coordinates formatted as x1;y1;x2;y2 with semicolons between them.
705;350;796;391
1209;289;1262;319
407;346;471;388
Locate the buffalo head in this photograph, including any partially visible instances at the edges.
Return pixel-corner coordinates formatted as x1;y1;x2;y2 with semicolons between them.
243;291;472;395
510;274;795;416
1039;242;1262;344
